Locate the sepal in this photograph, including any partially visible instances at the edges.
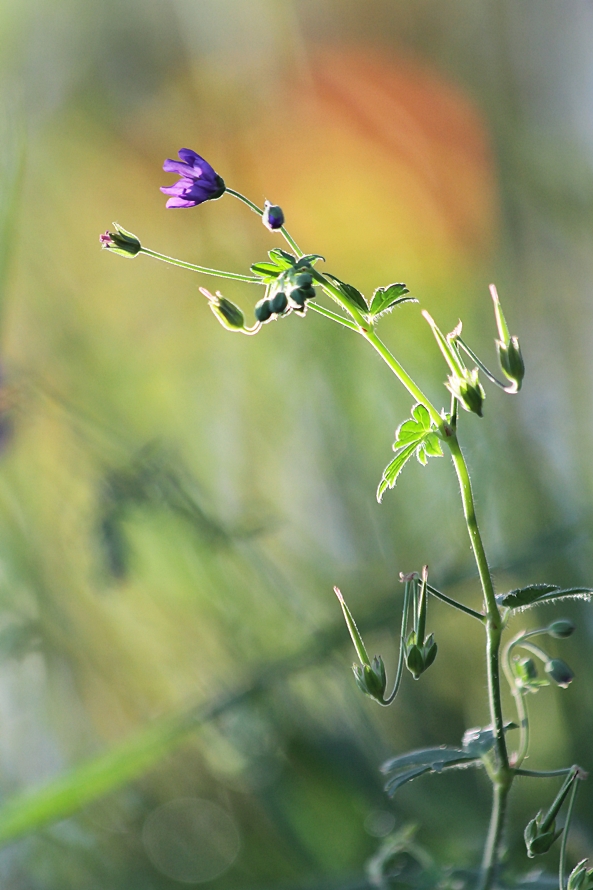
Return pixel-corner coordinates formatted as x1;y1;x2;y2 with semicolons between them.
568;860;593;890
524;811;563;857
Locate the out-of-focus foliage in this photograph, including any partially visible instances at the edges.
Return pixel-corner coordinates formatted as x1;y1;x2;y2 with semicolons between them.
0;0;592;886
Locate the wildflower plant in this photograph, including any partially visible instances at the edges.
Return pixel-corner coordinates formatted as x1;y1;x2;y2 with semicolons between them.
101;150;592;890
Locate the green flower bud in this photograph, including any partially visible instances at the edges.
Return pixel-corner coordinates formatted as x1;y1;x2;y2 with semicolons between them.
405;631;437;679
497;336;525;391
446;369;485;417
100;222;141;257
547;619;576;639
255;298;273;323
405;643;425;680
545;658;575;688
270;291;288;315
515;657;538;682
352;656;387;702
524;811;563;857
568;860;593;890
209;296;245;331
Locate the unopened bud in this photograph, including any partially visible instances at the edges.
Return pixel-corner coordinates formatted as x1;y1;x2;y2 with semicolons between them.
515;657;538;684
262;201;285;231
99;222;141;257
255;297;273;323
352;655;387;702
545;658;574;688
547;619;576;639
497;336;525;391
405;631;437;680
568;860;593;890
524;812;563;857
446;369;485;417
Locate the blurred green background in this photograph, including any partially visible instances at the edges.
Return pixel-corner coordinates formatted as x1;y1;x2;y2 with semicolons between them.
0;0;592;886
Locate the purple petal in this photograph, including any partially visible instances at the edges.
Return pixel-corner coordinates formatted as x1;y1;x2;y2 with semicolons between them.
165;196;197;208
178;148;216;177
160;180;193;196
163;158;193;176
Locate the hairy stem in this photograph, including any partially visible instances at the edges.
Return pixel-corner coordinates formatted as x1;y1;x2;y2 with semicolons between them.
225;188;303;257
478;781;510;890
361;328;443;428
447;434;511;888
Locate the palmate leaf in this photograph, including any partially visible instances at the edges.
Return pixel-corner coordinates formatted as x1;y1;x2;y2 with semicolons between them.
381;746;479;798
323;273;368;312
497;584;593;610
377;404;443;501
369;282;417;321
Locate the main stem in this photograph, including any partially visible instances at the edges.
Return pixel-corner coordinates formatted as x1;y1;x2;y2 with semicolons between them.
447;434;511;889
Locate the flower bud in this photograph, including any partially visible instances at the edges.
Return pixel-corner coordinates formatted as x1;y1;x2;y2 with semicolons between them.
446;369;485;417
524;811;563;857
497;336;525;391
405;631;437;680
209;296;245;331
545;658;575;688
515;657;538;683
255;298;273;323
547;619;576;639
270;291;288;315
352;655;387;702
262;201;285;231
568;860;593;890
99;222;141;258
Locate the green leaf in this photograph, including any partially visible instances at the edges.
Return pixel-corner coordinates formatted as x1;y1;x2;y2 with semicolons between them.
295;253;324;268
381;746;479;797
394;419;424;446
324;273;368;311
412;403;431;430
250;261;283;283
499;585;593;610
369;283;414;319
268;248;296;268
382;746;471;775
497;584;561;609
423;433;444;457
461;722;517;757
377;442;418;502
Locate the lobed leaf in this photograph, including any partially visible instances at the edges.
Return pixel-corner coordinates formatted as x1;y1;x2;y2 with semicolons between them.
324;273;368;312
377;442;418;502
295;253;324;268
268;248;296;268
369;283;415;320
497;584;593;609
381;746;479;798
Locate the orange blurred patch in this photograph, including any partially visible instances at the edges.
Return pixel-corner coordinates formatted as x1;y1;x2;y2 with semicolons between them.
249;46;498;286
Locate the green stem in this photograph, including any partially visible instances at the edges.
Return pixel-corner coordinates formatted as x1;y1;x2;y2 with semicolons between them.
426;583;485;622
382;581;413;705
559;776;580;890
515;767;574;779
225;188;303;257
360;329;443;429
307;301;358;330
502;638;530;767
478;782;509;890
140;247;261;283
457;337;508;391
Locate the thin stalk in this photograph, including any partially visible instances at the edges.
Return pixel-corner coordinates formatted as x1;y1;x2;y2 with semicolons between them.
307;301;358;330
426;583;485;622
140;247;261;283
456;337;508;390
478;782;509;890
361;329;443;429
559;777;580;890
502;639;530;767
225;188;303;257
515;767;574;779
382;581;413;705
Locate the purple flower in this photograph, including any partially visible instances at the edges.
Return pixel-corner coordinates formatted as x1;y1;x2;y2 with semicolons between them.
160;149;225;208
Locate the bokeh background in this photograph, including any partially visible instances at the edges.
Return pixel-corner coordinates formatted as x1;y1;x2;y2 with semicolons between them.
0;1;592;886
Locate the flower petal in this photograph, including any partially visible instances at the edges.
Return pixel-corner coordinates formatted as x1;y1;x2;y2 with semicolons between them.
178;148;213;176
163;158;193;175
165;196;197;208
